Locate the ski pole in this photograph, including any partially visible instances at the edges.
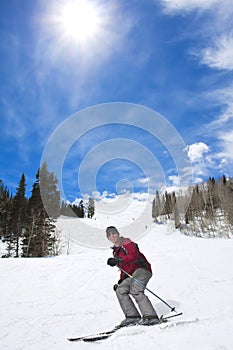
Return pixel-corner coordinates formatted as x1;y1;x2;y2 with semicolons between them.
118;266;176;312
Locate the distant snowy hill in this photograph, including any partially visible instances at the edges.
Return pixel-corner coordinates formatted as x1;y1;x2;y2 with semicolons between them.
1;212;233;350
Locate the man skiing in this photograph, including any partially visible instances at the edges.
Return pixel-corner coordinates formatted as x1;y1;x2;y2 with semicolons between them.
106;226;159;326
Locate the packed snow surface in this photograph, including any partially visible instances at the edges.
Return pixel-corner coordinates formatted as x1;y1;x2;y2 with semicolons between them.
1;215;233;350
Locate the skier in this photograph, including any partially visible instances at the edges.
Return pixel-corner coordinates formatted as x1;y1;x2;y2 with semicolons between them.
106;226;159;326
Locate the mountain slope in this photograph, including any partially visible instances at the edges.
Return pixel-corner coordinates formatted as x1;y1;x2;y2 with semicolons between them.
1;219;233;350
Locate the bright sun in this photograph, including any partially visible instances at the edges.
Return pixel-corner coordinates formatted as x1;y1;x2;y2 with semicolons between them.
59;1;101;42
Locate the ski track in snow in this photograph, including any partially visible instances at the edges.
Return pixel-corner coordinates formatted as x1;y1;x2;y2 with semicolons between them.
1;216;233;350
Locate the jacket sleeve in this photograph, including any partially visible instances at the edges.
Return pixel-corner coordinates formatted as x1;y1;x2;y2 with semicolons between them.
119;242;139;264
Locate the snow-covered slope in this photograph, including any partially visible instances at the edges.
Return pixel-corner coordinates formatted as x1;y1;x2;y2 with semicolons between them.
1;217;233;350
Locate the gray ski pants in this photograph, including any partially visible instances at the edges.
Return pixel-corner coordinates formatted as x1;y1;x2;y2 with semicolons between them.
115;268;158;318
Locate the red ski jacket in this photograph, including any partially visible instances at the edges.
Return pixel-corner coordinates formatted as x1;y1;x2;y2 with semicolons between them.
112;237;152;281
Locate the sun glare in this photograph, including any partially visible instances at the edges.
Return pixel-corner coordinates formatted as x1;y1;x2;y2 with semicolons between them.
46;0;113;59
59;1;101;42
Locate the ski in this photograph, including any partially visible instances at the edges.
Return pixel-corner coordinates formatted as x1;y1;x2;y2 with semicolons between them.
67;324;122;342
67;312;183;342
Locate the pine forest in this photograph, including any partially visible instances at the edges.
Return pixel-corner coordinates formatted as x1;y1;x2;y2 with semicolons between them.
1;171;233;258
0;162;95;258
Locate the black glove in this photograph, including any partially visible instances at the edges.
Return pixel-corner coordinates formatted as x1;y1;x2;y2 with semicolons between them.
107;257;119;266
113;278;124;291
113;284;119;291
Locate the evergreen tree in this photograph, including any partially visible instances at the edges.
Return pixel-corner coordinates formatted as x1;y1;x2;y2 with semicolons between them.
87;197;95;218
60;201;76;217
162;191;172;218
39;162;60;218
7;174;27;257
71;202;83;217
0;180;11;241
69;204;77;217
78;200;85;218
152;191;161;221
152;198;156;220
223;177;233;226
222;174;227;185
205;177;220;217
61;201;69;216
172;192;180;228
22;169;56;257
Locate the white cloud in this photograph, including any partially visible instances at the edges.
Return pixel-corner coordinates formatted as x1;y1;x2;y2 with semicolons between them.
200;85;233;161
168;175;181;186
201;34;233;70
184;135;233;179
185;142;210;163
160;0;219;14
91;191;116;201
131;192;150;202
218;130;233;161
138;177;150;184
91;190;151;203
199;84;233;142
160;0;233;71
159;0;233;178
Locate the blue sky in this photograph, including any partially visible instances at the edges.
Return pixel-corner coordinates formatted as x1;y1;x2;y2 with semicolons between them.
1;0;233;201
